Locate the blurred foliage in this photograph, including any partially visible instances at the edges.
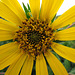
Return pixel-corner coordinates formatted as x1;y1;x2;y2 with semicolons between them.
0;3;75;75
47;64;53;75
64;60;71;72
52;51;61;61
69;67;75;74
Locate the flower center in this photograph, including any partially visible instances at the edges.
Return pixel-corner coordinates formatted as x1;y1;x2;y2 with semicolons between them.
27;31;42;44
13;18;55;57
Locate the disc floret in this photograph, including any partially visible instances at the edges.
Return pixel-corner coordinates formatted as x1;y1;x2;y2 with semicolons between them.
13;18;55;57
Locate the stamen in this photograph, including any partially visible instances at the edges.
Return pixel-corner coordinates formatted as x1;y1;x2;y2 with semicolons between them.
13;18;55;58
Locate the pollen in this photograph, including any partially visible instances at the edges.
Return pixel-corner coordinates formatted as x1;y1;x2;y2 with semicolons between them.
13;18;55;58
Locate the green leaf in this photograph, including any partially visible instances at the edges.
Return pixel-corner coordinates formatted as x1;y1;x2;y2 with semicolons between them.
69;67;75;74
47;65;53;75
61;41;72;47
64;60;71;71
51;14;56;23
27;3;31;11
52;51;61;61
22;2;30;18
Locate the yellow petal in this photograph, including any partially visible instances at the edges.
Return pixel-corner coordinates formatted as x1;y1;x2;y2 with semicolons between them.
5;53;27;75
1;0;26;20
36;54;48;75
0;42;18;58
52;6;75;29
0;42;22;70
20;56;33;75
0;30;14;41
45;51;68;75
51;42;75;63
0;42;18;60
40;0;64;21
49;0;64;21
0;2;22;25
0;42;17;54
0;19;18;31
55;27;75;41
29;0;40;19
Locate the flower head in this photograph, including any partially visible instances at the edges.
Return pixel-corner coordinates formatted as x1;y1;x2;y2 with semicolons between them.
0;0;75;75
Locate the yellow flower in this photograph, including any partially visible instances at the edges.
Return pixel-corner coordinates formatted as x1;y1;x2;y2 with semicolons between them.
0;0;75;75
